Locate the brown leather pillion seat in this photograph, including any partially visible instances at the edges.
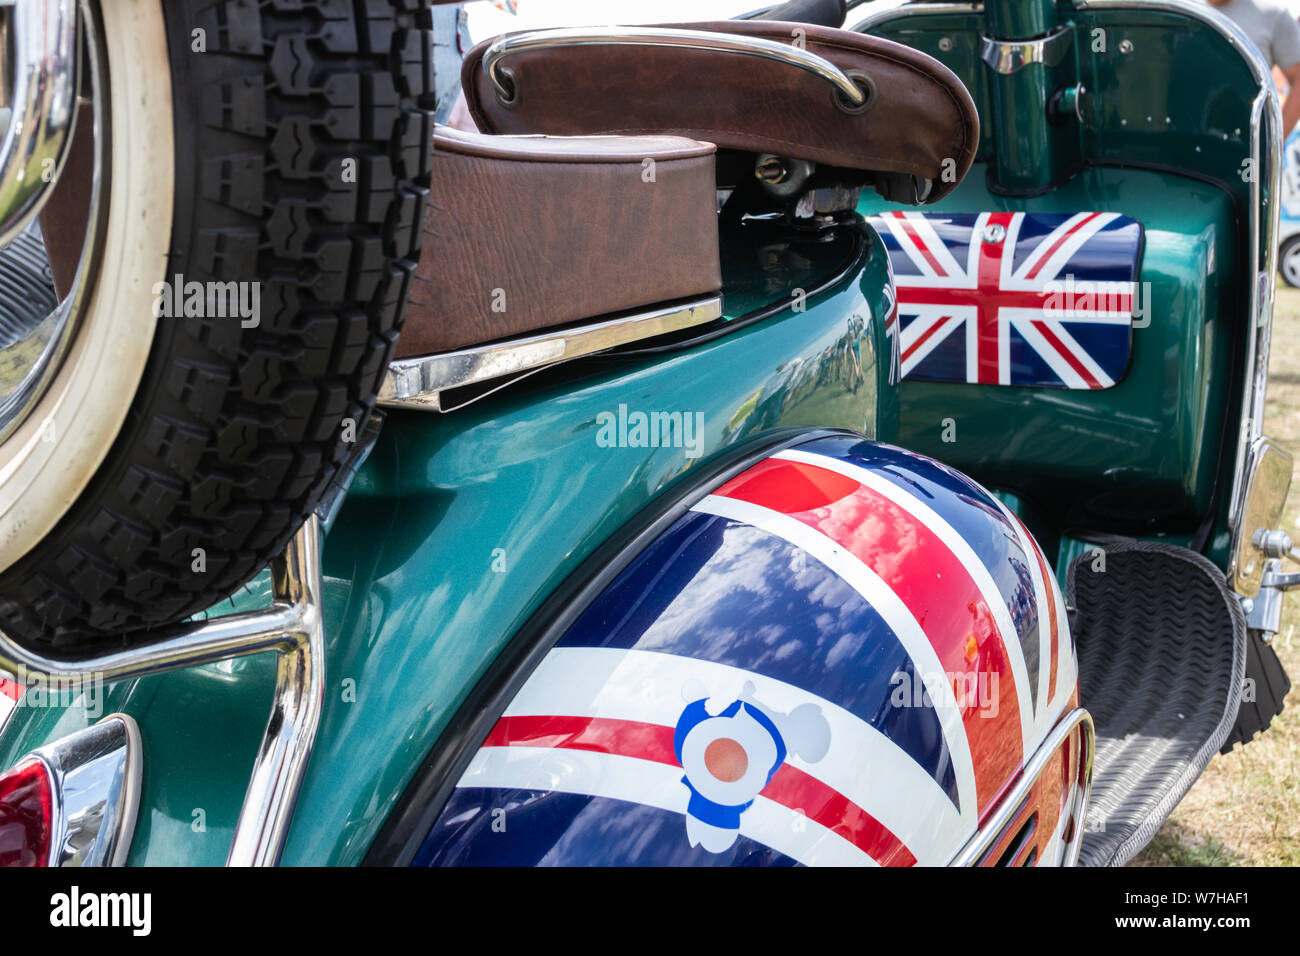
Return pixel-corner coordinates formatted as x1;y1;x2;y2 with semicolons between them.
396;127;721;359
396;20;978;365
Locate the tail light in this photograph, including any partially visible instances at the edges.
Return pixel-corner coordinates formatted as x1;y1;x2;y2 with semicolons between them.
0;758;54;866
0;714;141;867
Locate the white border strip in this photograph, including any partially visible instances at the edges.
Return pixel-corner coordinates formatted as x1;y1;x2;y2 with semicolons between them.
774;448;1036;749
693;493;978;827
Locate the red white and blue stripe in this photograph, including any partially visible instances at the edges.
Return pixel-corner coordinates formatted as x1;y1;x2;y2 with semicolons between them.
415;437;1077;867
870;211;1142;390
0;677;19;733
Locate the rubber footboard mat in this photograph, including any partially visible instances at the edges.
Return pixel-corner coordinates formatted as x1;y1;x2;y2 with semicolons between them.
1068;541;1245;867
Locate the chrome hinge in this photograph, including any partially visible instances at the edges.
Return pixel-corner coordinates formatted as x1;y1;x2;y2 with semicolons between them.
979;24;1073;75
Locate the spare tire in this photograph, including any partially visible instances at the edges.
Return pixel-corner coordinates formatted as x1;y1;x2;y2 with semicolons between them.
0;0;434;653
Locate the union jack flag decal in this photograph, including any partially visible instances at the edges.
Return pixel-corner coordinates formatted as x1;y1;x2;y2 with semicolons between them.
414;438;1082;867
869;211;1144;390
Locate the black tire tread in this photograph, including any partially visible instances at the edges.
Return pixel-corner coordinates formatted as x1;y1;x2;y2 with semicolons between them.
0;0;433;651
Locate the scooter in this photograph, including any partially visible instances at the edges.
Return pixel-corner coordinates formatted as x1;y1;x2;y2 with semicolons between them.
0;0;1291;867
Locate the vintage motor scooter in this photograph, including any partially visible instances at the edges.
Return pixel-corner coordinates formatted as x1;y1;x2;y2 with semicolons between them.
0;0;1292;867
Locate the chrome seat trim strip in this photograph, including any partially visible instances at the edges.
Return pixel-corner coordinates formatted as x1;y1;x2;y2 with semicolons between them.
379;295;724;413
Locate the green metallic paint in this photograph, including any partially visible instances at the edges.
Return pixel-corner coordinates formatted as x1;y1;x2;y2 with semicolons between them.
858;1;1261;572
0;0;1270;868
862;3;1262;208
0;650;276;865
861;165;1238;558
984;0;1078;194
986;0;1058;40
0;218;894;866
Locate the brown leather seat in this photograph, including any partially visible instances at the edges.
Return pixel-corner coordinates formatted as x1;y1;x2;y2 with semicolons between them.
396;126;720;359
397;21;978;362
460;20;980;204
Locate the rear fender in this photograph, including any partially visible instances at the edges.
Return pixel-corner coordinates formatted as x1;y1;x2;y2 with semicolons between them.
371;434;1086;866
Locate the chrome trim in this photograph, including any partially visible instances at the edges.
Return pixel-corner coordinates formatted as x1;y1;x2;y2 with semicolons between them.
0;0;81;247
28;713;142;867
850;3;983;34
0;0;107;444
314;411;384;535
226;516;324;867
950;707;1095;866
1228;436;1294;597
979;24;1072;74
482;26;870;107
0;517;326;866
1245;559;1287;636
379;296;724;413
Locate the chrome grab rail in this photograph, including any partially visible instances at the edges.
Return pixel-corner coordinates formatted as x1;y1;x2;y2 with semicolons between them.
850;2;983;33
0;517;326;867
482;25;870;108
0;0;82;247
1232;86;1283;534
949;707;1096;866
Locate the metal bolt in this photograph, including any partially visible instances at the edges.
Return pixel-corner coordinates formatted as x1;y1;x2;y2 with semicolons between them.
982;223;1006;244
1118;38;1133;54
755;157;788;184
938;37;953;52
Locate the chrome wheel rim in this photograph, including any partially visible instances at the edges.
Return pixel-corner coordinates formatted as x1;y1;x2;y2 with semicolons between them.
0;0;106;443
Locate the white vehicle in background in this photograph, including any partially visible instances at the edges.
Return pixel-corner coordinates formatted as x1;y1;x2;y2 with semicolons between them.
1281;127;1300;286
1274;1;1300;285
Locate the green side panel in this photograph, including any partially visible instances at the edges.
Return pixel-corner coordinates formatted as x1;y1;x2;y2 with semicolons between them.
862;3;1263;205
857;2;1262;569
860;165;1238;550
0;649;278;866
985;0;1057;40
0;219;894;865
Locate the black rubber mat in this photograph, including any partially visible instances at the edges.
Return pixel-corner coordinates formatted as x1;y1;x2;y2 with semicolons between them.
1068;541;1245;867
1221;626;1291;752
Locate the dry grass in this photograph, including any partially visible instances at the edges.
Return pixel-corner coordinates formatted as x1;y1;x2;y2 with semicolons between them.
1130;285;1300;866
